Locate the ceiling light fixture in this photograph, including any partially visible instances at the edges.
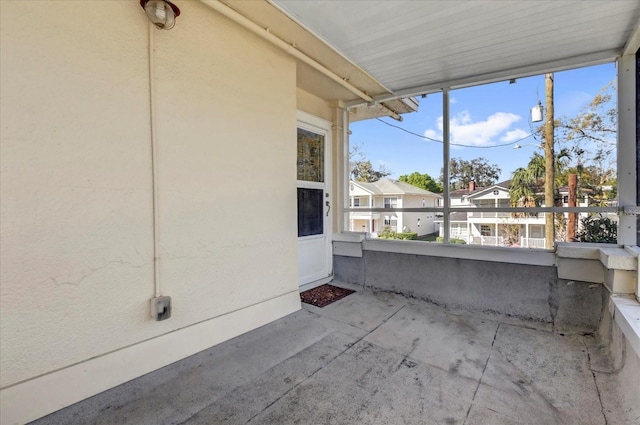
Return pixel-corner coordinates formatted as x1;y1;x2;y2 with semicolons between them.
140;0;180;30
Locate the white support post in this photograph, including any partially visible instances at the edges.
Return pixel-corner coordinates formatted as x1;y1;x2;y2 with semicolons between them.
443;88;451;243
331;101;347;234
617;55;637;246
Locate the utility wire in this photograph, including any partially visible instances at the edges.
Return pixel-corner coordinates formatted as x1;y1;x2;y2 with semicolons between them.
375;118;535;148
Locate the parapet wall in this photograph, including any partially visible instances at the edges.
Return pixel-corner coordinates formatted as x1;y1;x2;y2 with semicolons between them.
335;248;602;333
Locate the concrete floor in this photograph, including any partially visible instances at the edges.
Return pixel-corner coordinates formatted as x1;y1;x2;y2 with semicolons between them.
32;283;633;425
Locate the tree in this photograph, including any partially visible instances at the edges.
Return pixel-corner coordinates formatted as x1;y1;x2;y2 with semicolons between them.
441;157;501;190
555;81;617;204
509;150;571;207
398;172;443;193
350;145;391;182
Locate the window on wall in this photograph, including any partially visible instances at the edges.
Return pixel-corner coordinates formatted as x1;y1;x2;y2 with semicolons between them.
384;197;398;208
353;197;361;207
481;225;492;236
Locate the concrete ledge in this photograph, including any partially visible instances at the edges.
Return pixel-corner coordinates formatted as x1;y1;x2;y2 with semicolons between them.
556;242;612;260
605;269;637;294
612;296;640;359
0;291;302;425
599;247;637;270
332;232;366;243
557;258;605;283
363;239;556;266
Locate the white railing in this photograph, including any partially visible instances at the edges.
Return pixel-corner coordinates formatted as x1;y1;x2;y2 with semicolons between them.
468;211;512;218
520;237;546;249
471;236;504;246
349;211;380;219
450;230;468;239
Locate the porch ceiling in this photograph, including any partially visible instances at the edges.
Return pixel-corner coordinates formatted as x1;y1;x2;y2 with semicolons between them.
271;0;640;103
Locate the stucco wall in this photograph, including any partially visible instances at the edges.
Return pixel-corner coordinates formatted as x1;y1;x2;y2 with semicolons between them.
297;88;331;122
1;0;302;418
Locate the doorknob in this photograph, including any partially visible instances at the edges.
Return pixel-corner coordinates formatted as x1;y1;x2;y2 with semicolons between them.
325;200;331;216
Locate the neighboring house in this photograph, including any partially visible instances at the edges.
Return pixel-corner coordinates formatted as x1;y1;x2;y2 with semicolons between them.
436;181;589;248
349;179;441;236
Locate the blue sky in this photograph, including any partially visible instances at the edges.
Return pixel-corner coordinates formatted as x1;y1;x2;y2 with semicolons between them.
349;62;616;183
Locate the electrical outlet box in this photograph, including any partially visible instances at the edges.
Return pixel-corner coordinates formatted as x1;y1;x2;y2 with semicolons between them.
151;296;172;321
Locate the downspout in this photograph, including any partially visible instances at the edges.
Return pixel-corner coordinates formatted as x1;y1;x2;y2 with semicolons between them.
200;0;376;104
148;23;161;298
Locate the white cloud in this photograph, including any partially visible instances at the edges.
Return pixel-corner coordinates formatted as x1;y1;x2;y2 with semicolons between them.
500;128;529;142
423;111;526;147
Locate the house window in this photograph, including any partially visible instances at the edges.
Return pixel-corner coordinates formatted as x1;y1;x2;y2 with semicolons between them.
384;197;397;208
481;225;491;236
493;190;500;196
353;197;360;207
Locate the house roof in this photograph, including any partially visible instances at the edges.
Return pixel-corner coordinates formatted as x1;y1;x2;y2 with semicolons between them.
269;1;640;103
352;178;441;197
450;180;511;198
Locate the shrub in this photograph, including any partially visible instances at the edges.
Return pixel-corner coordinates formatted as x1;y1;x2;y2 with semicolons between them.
435;237;466;244
378;228;418;240
576;214;617;244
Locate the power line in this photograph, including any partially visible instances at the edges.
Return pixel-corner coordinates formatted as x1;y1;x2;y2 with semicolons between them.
375;118;535;148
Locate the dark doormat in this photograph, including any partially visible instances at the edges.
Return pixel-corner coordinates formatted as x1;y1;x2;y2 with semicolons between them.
300;284;355;308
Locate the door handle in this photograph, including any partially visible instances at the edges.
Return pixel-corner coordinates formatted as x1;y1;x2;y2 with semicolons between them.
325;200;331;216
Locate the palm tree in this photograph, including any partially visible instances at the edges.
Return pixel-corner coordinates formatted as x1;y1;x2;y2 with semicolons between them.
509;149;571;208
510;153;545;207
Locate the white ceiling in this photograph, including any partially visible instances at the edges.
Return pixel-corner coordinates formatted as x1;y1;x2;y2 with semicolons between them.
271;0;640;102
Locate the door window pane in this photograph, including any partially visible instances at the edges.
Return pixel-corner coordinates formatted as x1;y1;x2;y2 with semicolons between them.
298;188;323;237
297;128;325;182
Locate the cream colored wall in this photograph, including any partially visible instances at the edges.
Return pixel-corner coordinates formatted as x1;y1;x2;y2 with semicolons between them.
1;1;154;388
1;1;301;422
297;88;331;122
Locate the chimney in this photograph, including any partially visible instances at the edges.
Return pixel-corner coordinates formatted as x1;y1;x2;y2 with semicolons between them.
468;181;476;192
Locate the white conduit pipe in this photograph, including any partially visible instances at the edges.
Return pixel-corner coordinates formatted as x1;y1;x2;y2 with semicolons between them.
148;23;161;298
200;0;375;104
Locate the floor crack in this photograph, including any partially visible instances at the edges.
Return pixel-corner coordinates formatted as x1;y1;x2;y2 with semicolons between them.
463;322;500;425
583;339;610;425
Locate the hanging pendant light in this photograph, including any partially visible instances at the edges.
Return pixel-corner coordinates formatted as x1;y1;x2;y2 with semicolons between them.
140;0;180;30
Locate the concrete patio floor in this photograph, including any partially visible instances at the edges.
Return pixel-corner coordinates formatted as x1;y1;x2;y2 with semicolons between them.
32;282;633;425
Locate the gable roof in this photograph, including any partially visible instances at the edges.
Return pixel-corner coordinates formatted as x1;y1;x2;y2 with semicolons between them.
352;178;441;197
466;181;512;199
450;180;511;198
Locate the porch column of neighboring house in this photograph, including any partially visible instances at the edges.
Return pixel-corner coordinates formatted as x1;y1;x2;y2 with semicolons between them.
369;195;374;233
330;100;347;233
617;54;637;245
525;223;530;248
494;197;499;245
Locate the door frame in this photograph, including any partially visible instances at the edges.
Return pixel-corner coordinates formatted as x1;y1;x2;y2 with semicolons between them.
296;110;332;286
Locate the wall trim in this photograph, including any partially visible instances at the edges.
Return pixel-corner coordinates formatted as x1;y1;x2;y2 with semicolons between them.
0;291;301;425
